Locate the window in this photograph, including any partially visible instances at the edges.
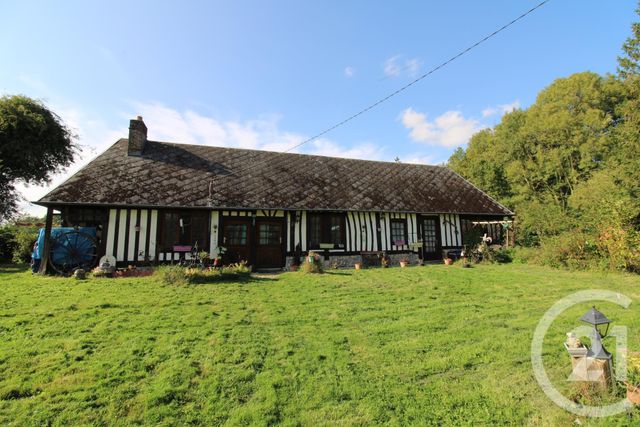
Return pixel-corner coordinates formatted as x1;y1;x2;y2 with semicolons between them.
390;219;407;246
224;224;248;245
258;223;281;245
422;218;438;252
160;211;209;251
309;215;321;247
307;213;345;249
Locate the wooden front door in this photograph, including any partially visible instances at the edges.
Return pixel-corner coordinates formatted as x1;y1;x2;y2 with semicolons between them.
221;219;251;264
421;216;441;260
255;219;284;269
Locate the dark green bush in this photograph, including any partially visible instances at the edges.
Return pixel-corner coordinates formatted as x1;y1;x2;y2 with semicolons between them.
0;219;40;264
536;231;601;270
11;228;37;264
0;226;16;262
492;248;513;264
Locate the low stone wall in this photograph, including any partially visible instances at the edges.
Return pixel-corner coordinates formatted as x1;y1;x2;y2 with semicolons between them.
285;252;422;270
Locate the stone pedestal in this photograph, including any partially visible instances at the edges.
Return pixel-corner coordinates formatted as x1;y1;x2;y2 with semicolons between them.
565;343;613;388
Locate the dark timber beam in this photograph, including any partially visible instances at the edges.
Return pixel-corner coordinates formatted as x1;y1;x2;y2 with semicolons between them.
38;207;54;275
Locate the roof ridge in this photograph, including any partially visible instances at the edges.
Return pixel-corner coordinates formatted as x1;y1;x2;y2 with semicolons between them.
145;139;447;169
37;138;513;216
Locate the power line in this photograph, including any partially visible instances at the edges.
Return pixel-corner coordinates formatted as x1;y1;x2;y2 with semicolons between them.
224;0;551;183
282;0;551;154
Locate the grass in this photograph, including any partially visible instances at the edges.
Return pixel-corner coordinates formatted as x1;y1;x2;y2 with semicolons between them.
0;263;640;426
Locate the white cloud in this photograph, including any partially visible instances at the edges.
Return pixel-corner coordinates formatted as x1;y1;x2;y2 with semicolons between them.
133;101;384;158
402;154;438;165
344;66;355;77
405;58;422;77
400;108;483;148
481;107;497;118
482;100;520;118
308;138;385;160
384;55;402;77
383;55;422;78
499;100;520;114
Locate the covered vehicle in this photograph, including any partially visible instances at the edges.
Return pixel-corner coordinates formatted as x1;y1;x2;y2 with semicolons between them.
32;227;98;275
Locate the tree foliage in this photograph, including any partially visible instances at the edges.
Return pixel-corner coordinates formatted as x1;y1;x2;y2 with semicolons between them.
448;69;640;271
0;95;77;219
0;215;55;264
618;2;640;79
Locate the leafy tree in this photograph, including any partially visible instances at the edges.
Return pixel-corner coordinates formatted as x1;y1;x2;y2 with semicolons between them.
448;73;626;245
447;2;640;272
448;129;513;204
0;95;77;220
0;215;49;263
618;2;640;79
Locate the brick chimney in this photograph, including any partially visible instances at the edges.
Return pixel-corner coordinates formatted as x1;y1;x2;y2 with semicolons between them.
128;116;147;156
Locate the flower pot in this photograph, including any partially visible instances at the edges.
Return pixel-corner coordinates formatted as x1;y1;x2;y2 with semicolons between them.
444;258;453;266
626;383;640;405
399;261;408;268
354;262;362;270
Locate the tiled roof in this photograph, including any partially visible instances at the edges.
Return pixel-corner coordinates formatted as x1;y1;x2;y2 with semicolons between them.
38;139;512;215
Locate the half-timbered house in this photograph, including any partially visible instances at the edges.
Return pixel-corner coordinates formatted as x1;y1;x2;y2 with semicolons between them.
36;117;513;270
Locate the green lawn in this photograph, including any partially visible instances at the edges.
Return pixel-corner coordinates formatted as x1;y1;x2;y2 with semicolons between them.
1;264;639;426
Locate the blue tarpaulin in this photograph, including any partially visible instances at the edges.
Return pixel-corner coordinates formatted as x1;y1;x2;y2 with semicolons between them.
32;227;97;267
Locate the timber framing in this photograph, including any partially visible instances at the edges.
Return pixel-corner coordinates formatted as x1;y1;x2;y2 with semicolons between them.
35;118;513;270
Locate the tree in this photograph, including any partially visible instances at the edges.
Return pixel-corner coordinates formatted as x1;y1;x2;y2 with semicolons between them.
618;2;640;79
0;95;77;219
447;72;626;244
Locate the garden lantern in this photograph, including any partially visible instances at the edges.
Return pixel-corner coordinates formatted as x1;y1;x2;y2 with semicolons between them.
587;328;612;360
580;306;611;338
580;306;612;360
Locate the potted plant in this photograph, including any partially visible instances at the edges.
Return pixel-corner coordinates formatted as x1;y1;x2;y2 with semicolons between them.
625;353;640;405
399;258;409;268
354;262;362;270
380;253;390;268
199;251;210;266
444;257;454;266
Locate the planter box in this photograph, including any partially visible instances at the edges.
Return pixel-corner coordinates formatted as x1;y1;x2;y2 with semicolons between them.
564;342;588;357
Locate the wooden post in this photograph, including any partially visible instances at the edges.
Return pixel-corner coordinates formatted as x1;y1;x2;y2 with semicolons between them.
38;207;54;275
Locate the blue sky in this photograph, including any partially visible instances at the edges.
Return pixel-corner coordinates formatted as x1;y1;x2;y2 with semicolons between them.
1;0;637;214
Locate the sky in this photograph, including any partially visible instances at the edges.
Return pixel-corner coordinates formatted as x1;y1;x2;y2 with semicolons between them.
1;0;637;216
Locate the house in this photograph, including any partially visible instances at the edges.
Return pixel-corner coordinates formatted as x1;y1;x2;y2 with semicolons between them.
35;116;513;270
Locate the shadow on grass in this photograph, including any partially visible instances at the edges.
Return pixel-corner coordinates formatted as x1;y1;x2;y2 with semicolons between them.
324;271;352;276
183;275;281;286
0;264;29;274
